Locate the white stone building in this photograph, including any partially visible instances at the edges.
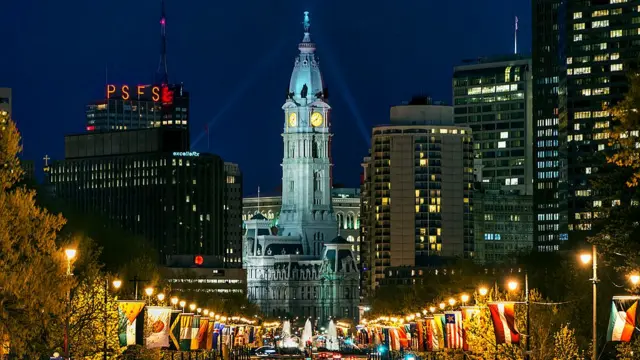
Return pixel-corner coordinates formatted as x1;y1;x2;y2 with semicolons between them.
242;12;359;321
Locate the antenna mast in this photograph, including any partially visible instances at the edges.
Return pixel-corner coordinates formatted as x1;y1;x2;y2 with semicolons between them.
157;0;169;84
514;16;518;55
257;186;261;213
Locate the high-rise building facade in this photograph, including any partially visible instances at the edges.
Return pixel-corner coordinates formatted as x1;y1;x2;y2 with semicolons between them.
49;128;229;264
533;0;640;250
243;13;359;320
453;56;534;195
564;1;640;236
360;99;474;294
224;162;243;267
533;0;568;252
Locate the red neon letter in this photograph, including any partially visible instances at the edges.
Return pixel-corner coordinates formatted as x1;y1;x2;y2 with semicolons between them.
107;84;115;98
122;85;130;100
152;86;160;102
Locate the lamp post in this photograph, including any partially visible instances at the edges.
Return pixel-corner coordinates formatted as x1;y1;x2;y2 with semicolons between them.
580;245;598;360
64;248;77;360
103;278;121;360
179;300;186;313
171;297;179;309
507;273;530;360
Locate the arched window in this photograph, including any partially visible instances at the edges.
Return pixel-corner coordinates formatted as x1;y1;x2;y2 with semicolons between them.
312;137;318;158
336;213;344;230
347;235;355;242
346;213;354;229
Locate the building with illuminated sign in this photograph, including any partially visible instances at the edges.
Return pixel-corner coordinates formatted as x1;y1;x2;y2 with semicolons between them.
242;187;361;263
49;127;234;264
242;13;359;321
359;97;474;296
85;83;190;139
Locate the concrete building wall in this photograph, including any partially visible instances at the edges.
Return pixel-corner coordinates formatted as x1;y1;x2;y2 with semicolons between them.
389;136;415;267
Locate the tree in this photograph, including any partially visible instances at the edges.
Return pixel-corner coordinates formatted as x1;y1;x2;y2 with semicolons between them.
553;324;581;360
607;71;640;187
616;337;640;359
0;117;73;357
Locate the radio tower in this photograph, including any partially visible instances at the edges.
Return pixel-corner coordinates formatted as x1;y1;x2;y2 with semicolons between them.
157;0;169;84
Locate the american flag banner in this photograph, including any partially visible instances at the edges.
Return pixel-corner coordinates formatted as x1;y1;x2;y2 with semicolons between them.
444;311;463;349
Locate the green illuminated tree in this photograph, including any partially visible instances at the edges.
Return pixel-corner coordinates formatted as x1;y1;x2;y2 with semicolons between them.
0;116;72;357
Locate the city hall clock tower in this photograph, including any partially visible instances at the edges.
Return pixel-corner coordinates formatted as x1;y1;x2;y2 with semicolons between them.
279;11;336;256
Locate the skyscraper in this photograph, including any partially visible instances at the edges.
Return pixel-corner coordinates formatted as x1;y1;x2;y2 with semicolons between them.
243;12;359;320
533;0;640;250
453;56;533;195
360;98;474;294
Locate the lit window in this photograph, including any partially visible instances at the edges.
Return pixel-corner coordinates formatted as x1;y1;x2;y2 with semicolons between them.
592;20;609;28
610;30;623;38
574;23;585;30
574;34;583;42
592;9;609;17
498;141;507;148
574;67;591;75
573;12;582;19
500;132;509;139
611;64;623;71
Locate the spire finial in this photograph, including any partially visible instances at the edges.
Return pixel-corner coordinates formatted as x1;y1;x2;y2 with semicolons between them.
257;186;261;213
157;0;169;84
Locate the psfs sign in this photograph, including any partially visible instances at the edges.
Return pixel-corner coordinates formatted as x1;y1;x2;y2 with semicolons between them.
106;84;174;104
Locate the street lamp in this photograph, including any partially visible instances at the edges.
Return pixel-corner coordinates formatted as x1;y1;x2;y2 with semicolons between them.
429;306;436;313
203;309;210;316
460;294;469;305
629;274;640;286
478;287;488;297
103;277;121;360
179;300;186;312
189;303;196;312
448;298;456;307
580;245;598;360
439;302;445;310
171;297;179;309
64;248;77;360
144;287;154;305
157;293;165;303
507;280;519;291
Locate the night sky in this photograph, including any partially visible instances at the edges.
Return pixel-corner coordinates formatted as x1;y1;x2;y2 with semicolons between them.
1;0;531;196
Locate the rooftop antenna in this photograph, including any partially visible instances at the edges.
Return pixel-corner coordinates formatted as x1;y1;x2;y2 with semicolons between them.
157;0;169;84
514;16;518;55
257;186;261;214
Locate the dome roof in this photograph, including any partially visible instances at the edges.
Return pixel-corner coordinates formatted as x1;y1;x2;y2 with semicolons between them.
288;11;324;103
251;213;267;220
327;235;350;245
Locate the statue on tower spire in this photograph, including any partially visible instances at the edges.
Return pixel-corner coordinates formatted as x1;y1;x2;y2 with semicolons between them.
303;11;310;32
301;11;312;43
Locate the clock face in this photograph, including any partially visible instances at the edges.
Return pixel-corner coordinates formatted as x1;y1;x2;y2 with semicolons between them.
310;112;323;127
288;112;297;127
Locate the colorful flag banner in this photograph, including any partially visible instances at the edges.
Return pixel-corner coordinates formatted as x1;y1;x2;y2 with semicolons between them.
607;296;640;342
169;311;182;350
206;319;215;350
145;306;172;349
432;315;445;350
191;315;201;350
117;300;145;347
488;302;520;344
179;313;194;351
444;311;463;349
198;317;210;349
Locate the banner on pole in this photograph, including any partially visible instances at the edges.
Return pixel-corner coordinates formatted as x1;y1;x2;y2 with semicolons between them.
607;296;640;342
488;302;520;344
117;300;145;347
145;306;172;349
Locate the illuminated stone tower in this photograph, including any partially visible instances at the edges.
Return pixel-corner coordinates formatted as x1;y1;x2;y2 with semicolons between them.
279;11;336;256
